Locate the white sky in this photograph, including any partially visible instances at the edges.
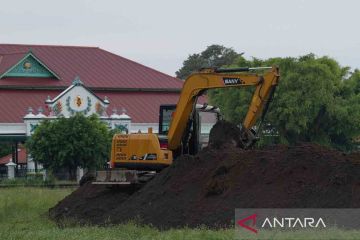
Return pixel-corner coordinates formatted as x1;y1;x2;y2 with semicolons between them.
1;0;359;76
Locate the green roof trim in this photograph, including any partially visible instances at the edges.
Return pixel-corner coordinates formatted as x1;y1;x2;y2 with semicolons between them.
0;52;60;79
0;135;27;142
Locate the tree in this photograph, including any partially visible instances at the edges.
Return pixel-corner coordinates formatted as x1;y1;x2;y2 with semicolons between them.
208;55;255;122
207;53;360;151
175;44;241;79
26;114;111;179
0;142;12;158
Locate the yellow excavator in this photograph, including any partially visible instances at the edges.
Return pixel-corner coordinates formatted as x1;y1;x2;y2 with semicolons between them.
94;66;280;185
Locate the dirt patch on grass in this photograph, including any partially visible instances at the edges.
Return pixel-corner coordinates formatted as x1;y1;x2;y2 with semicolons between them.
49;121;360;229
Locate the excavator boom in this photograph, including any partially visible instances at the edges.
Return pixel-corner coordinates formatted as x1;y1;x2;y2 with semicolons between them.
167;66;280;150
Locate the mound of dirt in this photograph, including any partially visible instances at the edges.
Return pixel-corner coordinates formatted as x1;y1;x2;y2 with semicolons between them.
208;120;243;148
49;181;136;225
49;121;360;229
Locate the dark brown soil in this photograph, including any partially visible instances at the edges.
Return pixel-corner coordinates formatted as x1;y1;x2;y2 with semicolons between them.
49;121;360;229
49;181;136;225
208;120;243;148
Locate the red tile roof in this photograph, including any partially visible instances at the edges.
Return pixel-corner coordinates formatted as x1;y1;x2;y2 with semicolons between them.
0;89;53;122
97;92;182;123
0;89;181;123
0;147;27;165
0;44;214;125
0;52;26;75
0;44;183;89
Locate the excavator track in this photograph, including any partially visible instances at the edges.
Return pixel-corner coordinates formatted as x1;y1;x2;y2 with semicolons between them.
92;169;156;186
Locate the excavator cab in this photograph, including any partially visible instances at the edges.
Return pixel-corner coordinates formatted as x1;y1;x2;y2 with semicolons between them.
158;103;220;157
94;103;219;185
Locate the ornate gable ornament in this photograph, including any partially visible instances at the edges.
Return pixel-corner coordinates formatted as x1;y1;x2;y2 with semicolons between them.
0;50;60;79
45;77;109;117
23;77;131;136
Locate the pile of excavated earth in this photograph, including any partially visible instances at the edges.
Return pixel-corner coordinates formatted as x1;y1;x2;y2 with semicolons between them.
49;121;360;229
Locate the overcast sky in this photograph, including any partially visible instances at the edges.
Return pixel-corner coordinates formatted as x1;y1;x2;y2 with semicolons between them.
1;0;359;76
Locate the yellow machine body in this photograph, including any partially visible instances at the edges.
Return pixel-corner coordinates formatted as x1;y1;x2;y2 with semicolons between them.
110;130;173;170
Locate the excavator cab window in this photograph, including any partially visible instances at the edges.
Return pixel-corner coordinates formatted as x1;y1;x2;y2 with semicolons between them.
159;103;219;155
198;111;218;149
159;104;176;135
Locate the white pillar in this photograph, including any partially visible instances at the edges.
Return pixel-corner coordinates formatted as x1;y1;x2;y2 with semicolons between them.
6;159;17;179
27;156;35;171
76;167;84;183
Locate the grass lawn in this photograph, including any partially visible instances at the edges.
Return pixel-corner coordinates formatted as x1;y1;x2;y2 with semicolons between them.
0;187;359;240
0;187;233;240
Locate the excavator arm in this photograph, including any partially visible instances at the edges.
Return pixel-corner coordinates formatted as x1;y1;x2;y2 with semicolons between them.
167;66;280;150
94;66;279;185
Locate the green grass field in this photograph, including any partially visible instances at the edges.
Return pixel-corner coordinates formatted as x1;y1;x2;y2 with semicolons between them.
0;187;233;240
0;187;359;240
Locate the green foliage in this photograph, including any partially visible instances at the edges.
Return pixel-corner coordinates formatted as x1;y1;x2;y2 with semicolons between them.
176;45;360;150
0;175;53;186
0;142;12;158
26;114;111;178
207;53;360;151
175;44;240;79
